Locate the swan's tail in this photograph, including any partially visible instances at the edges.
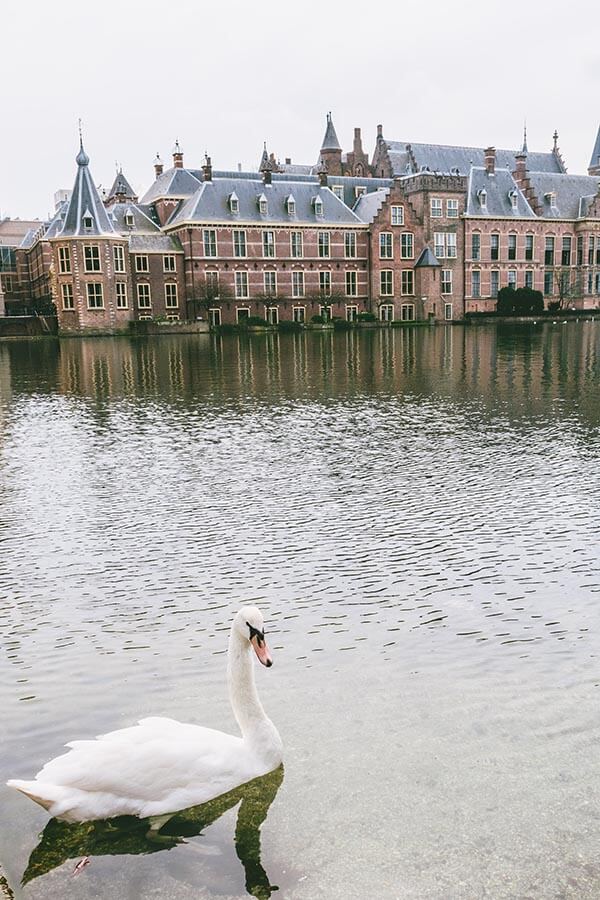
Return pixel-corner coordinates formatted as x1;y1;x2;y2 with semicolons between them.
6;779;60;812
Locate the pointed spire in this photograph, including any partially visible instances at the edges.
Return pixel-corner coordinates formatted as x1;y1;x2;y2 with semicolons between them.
588;125;600;175
522;120;528;154
552;129;559;152
106;168;137;204
321;112;341;152
259;141;269;172
60;139;116;236
76;119;89;167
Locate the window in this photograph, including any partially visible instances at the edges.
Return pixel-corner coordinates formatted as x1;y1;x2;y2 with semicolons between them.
471;233;481;261
114;246;126;273
380;270;393;296
135;255;149;273
61;283;74;309
116;282;128;308
561;236;572;266
545;236;555;266
318;232;330;258
86;283;104;309
264;271;277;295
292;271;305;298
400;233;414;259
401;304;415;321
166;313;180;322
487;233;498;261
83;215;93;230
447;199;459;218
203;229;217;257
434;233;445;258
588;236;595;266
319;305;332;322
137;283;151;308
233;231;247;258
491;270;499;297
509;190;519;212
125;211;135;227
544;270;553;295
293;306;305;323
346;305;358;322
165;283;178;308
314;197;323;217
508;234;517;261
290;232;303;258
229;193;239;214
287;196;296;217
208;308;221;327
235;271;249;298
265;306;278;325
471;270;481;298
354;186;366;198
525;270;534;289
319;271;331;297
441;269;452;294
332;185;344;201
444;303;453;320
58;247;71;274
379;232;393;259
206;271;219;297
345;271;357;296
344;232;357;258
478;189;487;210
3;276;12;292
577;235;584;267
391;205;404;226
401;270;414;295
525;234;534;261
434;233;456;258
380;304;394;322
507;270;517;289
236;307;250;322
84;245;101;272
262;231;275;258
258;195;268;215
163;255;176;272
431;198;443;218
446;233;457;258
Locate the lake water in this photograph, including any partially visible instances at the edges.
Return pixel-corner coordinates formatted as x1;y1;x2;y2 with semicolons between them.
1;323;600;899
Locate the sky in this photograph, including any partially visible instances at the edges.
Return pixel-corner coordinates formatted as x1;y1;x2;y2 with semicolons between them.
1;0;599;220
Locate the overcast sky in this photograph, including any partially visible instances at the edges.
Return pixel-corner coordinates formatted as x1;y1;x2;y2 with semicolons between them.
2;0;599;220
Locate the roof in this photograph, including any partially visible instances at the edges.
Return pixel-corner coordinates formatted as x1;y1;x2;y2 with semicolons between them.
58;142;117;237
352;188;389;223
0;218;44;246
466;167;536;218
589;125;600;171
385;140;564;176
415;247;441;268
526;171;600;219
321;113;341;152
107;169;137;201
140;167;202;204
166;177;364;228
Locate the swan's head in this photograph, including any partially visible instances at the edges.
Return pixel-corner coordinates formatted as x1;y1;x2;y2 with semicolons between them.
234;606;273;667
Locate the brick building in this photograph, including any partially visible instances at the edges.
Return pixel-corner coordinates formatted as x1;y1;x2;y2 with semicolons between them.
5;116;600;332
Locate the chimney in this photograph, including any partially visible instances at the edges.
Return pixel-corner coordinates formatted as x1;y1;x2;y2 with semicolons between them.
317;157;328;187
202;154;212;182
263;168;272;185
353;127;363;153
154;152;164;178
377;124;383;140
172;139;184;169
514;150;527;181
285;157;291;165
484;146;496;175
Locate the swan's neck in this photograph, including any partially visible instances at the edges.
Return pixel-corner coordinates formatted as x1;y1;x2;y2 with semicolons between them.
227;631;282;767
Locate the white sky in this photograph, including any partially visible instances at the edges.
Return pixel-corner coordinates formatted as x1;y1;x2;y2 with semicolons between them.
1;0;599;220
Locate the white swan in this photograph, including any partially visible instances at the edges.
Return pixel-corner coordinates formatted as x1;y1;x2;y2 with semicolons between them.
7;606;283;822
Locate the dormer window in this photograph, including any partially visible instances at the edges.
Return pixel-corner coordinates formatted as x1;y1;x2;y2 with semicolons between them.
257;193;268;215
508;190;518;212
545;192;557;211
228;192;239;214
313;196;323;217
477;189;487;210
286;195;296;217
82;211;94;230
125;209;135;227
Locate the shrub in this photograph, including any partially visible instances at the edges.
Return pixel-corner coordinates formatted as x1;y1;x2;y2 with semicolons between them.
246;315;268;326
496;287;544;316
357;311;377;322
310;314;325;324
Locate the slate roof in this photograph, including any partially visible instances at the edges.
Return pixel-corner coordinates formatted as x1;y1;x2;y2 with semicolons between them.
352;188;389;223
415;247;440;268
589;126;600;171
58;143;117;237
166;177;364;228
321;113;341;151
385;141;564;176
466;167;536;218
526;172;600;219
107;169;137;201
140;167;202;203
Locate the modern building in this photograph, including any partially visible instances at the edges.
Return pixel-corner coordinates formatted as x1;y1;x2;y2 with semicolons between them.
5;117;600;332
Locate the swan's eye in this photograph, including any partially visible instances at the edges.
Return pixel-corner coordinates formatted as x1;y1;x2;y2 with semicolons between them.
246;621;265;646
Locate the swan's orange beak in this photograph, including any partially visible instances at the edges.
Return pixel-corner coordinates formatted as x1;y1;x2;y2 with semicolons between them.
251;635;273;667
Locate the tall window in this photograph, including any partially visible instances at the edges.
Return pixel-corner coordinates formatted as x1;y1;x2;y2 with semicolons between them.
525;234;534;261
319;271;331;297
471;233;481;261
507;270;517;290
84;245;101;272
490;270;499;298
431;198;443;218
379;232;393;259
345;271;357;296
58;247;71;274
508;234;517;261
86;283;104;308
471;270;481;298
544;270;553;294
235;271;249;298
61;283;74;309
114;245;126;273
577;235;584;267
165;283;178;308
264;271;277;295
203;229;217;257
589;236;595;266
401;270;414;295
545;236;555;265
135;255;149;272
490;233;499;261
206;271;219;297
137;283;151;308
441;269;452;294
163;255;176;272
400;233;414;259
446;199;459;218
391;205;404;226
435;233;456;258
116;282;128;309
262;231;275;258
233;231;247;258
380;270;393;296
292;271;305;298
561;236;572;266
290;232;303;258
318;232;330;258
344;232;357;258
525;270;534;289
293;306;305;323
446;234;457;258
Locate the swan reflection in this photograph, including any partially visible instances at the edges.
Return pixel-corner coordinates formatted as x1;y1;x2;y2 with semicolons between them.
22;766;284;899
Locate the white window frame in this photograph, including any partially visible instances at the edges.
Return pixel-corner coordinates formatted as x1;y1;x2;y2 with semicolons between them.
379;232;393;259
319;270;332;297
441;269;452;295
344;232;357;258
115;282;128;309
391;205;404;226
345;304;358;322
236;307;250;322
401;303;415;321
266;306;279;325
208;308;221;327
400;233;414;260
345;270;357;297
165;283;178;308
379;303;394;321
233;231;247;258
163;254;176;272
61;282;74;309
235;270;249;298
262;231;275;258
203;229;217;257
292;306;305;323
318;232;331;258
380;270;393;297
446;199;459;218
135;254;149;273
137;283;152;308
58;246;71;274
86;282;104;309
401;270;414;295
114;245;126;273
84;245;101;273
444;303;453;320
263;271;277;296
290;231;303;258
431;198;443;218
292;271;305;298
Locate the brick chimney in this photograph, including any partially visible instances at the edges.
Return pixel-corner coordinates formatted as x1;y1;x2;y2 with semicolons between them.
202;154;212;182
377;124;383;141
172;140;184;169
514;150;527;182
484;146;496;175
317;157;328;186
154;152;164;178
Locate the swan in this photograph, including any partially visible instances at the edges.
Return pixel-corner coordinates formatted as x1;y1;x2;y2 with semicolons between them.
7;606;283;823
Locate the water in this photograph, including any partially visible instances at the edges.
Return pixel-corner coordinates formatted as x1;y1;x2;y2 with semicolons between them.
1;323;600;899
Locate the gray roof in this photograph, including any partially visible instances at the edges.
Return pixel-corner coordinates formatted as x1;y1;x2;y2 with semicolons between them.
58;143;117;237
526;171;600;219
352;188;389;223
466;167;536;218
107;169;137;201
321;113;341;152
167;177;364;228
385;140;564;176
129;233;183;253
415;247;440;268
589;126;600;171
109;202;163;234
140;167;202;204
